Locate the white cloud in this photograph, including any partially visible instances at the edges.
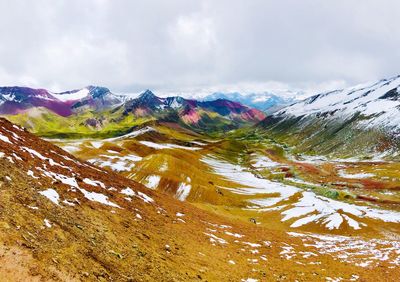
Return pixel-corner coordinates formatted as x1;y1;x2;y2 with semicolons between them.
0;0;398;96
169;15;216;57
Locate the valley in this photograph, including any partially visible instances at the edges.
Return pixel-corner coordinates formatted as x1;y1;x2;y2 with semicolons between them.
0;82;399;281
47;120;400;280
50;122;400;235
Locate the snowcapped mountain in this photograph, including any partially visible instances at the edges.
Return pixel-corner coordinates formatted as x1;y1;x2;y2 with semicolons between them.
259;75;400;158
121;90;266;130
0;86;266;136
60;86;128;112
0;86;265;127
0;86;126;116
201;91;299;113
275;75;400;132
0;86;73;116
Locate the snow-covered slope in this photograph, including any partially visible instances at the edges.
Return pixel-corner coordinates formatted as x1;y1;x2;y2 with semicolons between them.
0;86;127;116
260;75;400;158
51;88;91;101
54;85;127;111
276;75;400;132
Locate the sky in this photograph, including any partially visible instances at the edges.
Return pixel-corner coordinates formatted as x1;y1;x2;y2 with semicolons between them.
0;0;399;97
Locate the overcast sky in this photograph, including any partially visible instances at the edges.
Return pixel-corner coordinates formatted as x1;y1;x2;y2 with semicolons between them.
0;0;399;96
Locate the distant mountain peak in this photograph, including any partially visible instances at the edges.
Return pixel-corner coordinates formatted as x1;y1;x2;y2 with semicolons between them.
135;90;162;107
0;85;266;132
85;86;112;98
139;89;156;99
200;91;298;113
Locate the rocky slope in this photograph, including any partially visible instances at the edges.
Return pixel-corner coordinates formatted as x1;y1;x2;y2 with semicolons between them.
258;75;400;158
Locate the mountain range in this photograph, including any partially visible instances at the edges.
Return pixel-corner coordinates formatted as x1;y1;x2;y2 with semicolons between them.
3;75;400;158
0;85;126;116
120;90;266;126
0;86;266;138
201;91;298;113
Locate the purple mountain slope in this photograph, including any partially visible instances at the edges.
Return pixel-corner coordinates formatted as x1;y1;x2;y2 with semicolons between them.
0;86;125;116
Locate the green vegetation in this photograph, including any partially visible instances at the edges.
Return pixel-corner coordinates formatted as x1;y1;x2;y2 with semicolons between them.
4;107;154;139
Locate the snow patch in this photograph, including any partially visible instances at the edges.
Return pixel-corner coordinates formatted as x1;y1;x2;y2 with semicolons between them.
0;134;12;144
44;219;52;228
27;170;39;179
288;232;400;267
139;141;201;151
176;180;191;201
121;187;135;196
144;175;161;189
39;189;60;205
53;88;89;101
83;178;106;188
338;170;374;179
78;188;120;208
252;155;280;168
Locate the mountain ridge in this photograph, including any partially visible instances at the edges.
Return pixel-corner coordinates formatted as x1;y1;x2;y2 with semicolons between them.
1;87;266;137
258;74;400;158
201;91;299;113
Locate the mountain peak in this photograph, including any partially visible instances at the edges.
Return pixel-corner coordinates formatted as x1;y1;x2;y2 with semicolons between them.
139;89;157;99
86;86;111;98
136;90;161;105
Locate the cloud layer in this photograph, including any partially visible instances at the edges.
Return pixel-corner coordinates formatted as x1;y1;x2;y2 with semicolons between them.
0;0;399;95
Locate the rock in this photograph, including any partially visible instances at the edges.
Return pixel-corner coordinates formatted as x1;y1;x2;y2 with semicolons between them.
109;250;124;259
81;271;89;277
249;218;257;224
